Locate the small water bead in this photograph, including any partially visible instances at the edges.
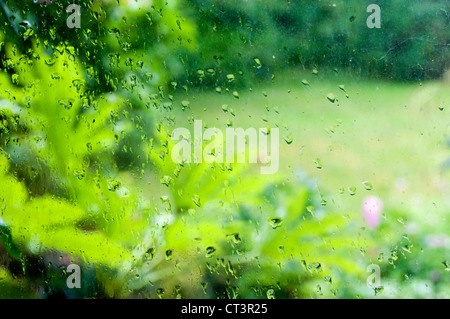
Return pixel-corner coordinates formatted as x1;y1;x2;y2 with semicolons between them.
253;58;262;69
261;127;270;135
205;246;216;258
227;233;241;244
307;262;322;273
165;249;173;261
401;244;412;253
306;206;315;217
374;286;384;296
443;261;449;271
201;282;208;294
348;186;356;196
192;194;201;207
268;217;283;229
107;179;120;191
160;195;169;203
181;100;190;110
266;289;275;299
327;93;336;103
156;288;165;299
315;158;322;169
160;175;173;187
284;135;293;145
362;181;373;190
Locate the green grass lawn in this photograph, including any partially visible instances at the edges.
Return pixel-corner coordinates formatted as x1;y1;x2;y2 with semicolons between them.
165;70;450;233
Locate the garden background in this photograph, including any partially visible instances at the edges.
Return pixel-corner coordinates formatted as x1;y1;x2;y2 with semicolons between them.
0;0;448;298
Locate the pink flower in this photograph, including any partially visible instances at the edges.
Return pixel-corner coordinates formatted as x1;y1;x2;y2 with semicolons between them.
362;196;383;229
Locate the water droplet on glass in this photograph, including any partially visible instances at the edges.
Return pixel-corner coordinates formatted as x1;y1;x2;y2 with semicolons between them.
192;194;201;207
205;246;216;258
165;249;173;261
315;158;322;169
107;179;120;191
181;100;190;110
268;217;283;229
327;93;336;103
362;181;373;190
161;175;173;187
254;58;262;69
348;186;356;196
443;261;449;271
227;233;242;244
156;288;165;299
401;244;411;253
306;205;315;217
284;135;293;145
374;286;384;296
266;288;275;299
201;282;208;294
261;127;270;135
307;262;322;273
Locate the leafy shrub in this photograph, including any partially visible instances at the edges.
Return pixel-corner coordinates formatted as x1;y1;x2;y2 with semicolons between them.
177;0;450;86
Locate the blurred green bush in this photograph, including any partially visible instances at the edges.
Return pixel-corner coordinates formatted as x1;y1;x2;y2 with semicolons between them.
177;0;449;86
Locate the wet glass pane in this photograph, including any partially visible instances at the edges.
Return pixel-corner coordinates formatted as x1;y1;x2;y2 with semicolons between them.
0;0;448;300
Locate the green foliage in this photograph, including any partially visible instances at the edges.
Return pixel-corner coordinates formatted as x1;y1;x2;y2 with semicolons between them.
133;127;368;298
1;0;197;93
0;39;149;296
0;0;447;299
178;0;449;85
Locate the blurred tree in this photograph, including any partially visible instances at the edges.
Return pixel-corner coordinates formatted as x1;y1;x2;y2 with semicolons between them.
177;0;449;86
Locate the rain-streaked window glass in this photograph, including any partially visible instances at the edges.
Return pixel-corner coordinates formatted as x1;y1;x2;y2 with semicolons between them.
0;0;448;301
